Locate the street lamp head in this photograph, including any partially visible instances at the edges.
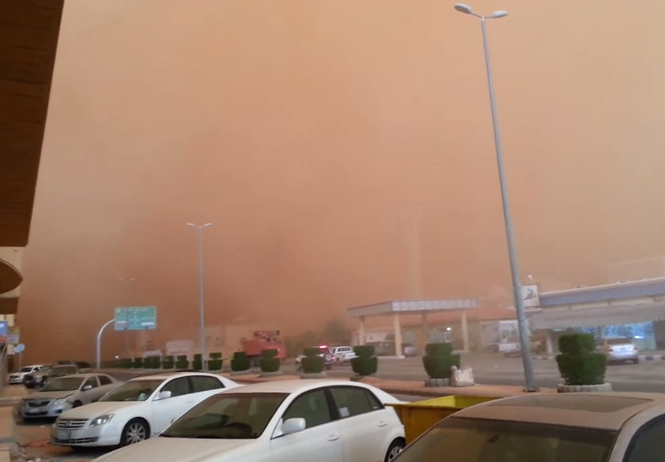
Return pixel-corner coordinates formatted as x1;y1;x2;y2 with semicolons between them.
454;3;474;14
186;223;196;228
491;10;508;18
203;223;212;228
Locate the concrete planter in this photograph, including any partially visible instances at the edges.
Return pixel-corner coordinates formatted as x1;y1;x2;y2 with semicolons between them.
259;370;283;378
301;372;327;379
424;378;450;388
557;383;613;393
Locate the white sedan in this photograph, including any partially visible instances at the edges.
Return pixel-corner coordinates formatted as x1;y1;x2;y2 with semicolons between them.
91;379;406;462
50;372;239;448
393;392;665;462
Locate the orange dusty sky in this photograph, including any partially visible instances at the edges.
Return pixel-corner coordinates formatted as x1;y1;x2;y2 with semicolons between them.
18;0;665;361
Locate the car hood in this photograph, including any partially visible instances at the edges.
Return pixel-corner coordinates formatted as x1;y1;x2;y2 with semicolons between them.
93;437;255;462
25;391;74;400
60;401;140;419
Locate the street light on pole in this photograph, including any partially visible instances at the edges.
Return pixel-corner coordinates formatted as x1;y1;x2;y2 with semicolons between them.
187;222;212;371
119;277;135;357
454;3;538;392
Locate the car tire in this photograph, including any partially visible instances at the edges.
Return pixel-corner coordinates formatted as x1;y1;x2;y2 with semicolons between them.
385;438;405;462
120;419;150;446
72;401;82;408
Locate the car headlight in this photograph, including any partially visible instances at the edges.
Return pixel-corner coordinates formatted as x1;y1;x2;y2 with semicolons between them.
53;398;68;405
89;414;114;427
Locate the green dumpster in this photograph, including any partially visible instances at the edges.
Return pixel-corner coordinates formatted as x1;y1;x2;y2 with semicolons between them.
388;395;498;443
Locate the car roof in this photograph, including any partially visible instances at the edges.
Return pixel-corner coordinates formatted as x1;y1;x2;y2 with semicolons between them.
220;379;377;395
50;372;110;380
454;392;665;431
130;371;222;380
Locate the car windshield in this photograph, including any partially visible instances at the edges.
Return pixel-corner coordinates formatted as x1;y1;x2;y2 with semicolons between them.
19;367;33;373
161;392;288;440
394;417;616;462
41;376;84;392
606;338;632;345
99;379;164;402
48;366;78;376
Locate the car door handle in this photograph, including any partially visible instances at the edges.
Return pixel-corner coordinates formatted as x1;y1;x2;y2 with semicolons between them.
378;421;388;428
328;434;340;442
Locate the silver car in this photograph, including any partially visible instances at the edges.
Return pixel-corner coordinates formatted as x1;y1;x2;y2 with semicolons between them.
598;337;639;364
18;373;119;421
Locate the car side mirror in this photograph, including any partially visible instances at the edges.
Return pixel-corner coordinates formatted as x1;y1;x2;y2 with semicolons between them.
281;418;306;435
82;385;93;391
156;390;172;401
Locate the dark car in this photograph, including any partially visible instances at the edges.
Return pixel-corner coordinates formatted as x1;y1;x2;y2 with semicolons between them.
24;364;80;389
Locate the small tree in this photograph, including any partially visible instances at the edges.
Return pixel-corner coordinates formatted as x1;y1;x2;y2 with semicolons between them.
133;357;144;369
423;343;460;379
231;351;251;372
192;354;203;370
556;333;607;386
260;349;281;373
208;357;223;371
175;355;189;369
161;355;175;369
302;347;325;374
351;345;378;376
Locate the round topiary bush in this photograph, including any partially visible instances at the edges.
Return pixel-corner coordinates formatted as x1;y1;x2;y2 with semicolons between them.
351;345;378;376
175;355;189;369
260;349;281;373
231;351;251;372
207;358;223;371
556;333;608;388
302;347;325;374
422;342;460;379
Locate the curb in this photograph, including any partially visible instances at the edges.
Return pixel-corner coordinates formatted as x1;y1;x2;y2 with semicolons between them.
531;354;665;362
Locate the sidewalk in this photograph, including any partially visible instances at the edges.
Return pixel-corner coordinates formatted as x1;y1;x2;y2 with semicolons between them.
532;352;665;362
0;386;25;461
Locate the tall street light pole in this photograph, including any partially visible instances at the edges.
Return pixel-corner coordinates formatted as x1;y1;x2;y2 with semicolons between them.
119;277;135;357
454;3;538;392
187;222;212;371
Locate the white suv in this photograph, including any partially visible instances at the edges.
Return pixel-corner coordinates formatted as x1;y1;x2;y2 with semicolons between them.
331;346;357;363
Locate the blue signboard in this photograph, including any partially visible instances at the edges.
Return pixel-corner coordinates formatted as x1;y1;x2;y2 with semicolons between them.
114;306;157;331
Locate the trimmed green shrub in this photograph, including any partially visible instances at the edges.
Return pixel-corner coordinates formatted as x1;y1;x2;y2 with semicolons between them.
302;347;324;374
351;345;378;376
231;351;251;372
161;355;175;369
558;333;595;355
556;333;607;386
210;352;222;360
260;349;280;373
208;359;223;371
133;357;144;369
145;357;160;369
193;354;203;370
119;358;133;369
422;342;460;379
175;355;189;369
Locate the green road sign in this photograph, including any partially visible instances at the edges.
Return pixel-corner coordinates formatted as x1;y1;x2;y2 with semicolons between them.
114;306;157;331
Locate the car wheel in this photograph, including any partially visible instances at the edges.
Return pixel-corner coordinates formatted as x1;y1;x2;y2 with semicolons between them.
72;401;82;408
121;419;149;446
385;438;405;462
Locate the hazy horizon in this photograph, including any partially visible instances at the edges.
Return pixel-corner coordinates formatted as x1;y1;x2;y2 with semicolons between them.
17;0;665;362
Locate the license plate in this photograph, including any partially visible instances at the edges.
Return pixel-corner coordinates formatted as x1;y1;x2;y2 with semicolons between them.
25;409;40;414
57;430;71;440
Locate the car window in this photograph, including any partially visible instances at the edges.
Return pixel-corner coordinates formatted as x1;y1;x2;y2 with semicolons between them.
190;375;224;393
162;377;191;397
83;377;99;389
624;418;665;462
282;389;333;429
98;375;113;386
330;386;382;418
